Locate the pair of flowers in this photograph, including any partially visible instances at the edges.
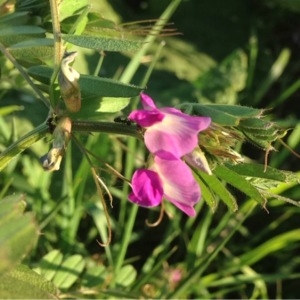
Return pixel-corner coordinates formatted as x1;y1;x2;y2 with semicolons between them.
128;93;211;217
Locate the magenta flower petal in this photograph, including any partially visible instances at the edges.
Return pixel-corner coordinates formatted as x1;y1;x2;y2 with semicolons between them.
128;109;164;127
154;154;200;216
140;92;157;109
128;169;163;207
145;112;211;158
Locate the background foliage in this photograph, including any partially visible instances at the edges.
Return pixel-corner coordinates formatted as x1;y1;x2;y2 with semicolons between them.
1;0;300;298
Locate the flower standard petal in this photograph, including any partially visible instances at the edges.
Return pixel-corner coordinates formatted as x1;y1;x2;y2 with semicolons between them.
129;93;211;158
128;169;163;207
128;109;164;127
153;152;201;216
145;112;211;158
140;92;157;109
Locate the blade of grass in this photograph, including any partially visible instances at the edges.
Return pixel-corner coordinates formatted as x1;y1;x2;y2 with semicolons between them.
0;122;49;171
119;0;182;84
252;48;290;105
168;200;256;298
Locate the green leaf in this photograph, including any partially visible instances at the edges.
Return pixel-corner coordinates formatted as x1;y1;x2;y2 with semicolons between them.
36;250;64;281
239;118;278;136
8;38;54;64
182;104;239;125
0;12;30;27
81;265;106;287
0;195;27;227
59;0;88;21
238;118;286;149
225;163;289;182
62;34;143;52
28;65;143;98
0;264;57;299
197;177;217;212
27;65;143;114
115;265;137;287
180;103;261;126
197;171;238;211
0;105;24;116
72;97;131;117
181;103;285;151
213;165;266;205
0;123;48;172
0;194;39;275
238;229;300;267
207;104;262;118
0;26;45;47
52;254;85;289
80;75;143;98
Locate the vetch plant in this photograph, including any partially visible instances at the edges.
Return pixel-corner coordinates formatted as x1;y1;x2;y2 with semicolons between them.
1;0;300;298
128;93;211;216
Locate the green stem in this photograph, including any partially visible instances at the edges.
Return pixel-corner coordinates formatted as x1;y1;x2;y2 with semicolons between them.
72;120;143;139
246;30;258;92
113;137;139;277
114;204;139;270
93;51;105;77
49;0;63;107
64;143;77;247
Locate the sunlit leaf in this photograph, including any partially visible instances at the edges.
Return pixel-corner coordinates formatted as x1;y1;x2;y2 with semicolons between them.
81;265;106;287
8;38;54;64
0;105;24;116
213;165;266;205
0;26;45;47
115;265;137;287
62;34;143;52
35;250;64;281
238;229;300;266
0;194;39;275
52;254;85;289
0;264;57;299
59;0;88;21
197;177;217;212
197;171;238;211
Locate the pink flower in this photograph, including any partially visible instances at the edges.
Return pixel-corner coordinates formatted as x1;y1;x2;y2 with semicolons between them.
128;93;211;216
129;151;200;216
128;93;211;159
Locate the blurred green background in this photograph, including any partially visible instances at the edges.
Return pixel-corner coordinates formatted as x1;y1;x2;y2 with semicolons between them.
1;0;300;298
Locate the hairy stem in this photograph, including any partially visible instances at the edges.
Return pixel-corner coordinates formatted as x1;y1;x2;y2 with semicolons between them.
72;120;143;140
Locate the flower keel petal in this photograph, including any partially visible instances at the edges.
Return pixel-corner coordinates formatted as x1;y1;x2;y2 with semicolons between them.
129;169;163;207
